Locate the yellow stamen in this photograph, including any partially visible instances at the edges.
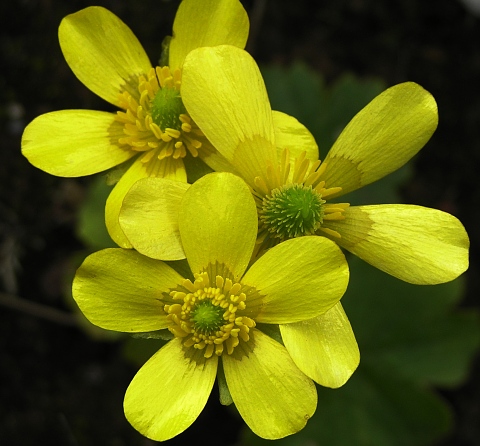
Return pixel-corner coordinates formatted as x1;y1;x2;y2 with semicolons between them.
114;66;210;173
165;269;256;358
252;149;350;254
318;227;342;238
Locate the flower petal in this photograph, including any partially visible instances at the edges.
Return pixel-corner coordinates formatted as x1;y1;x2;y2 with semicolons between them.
72;248;183;332
59;6;152;107
169;0;249;71
242;236;349;323
124;338;217;441
106;156;187;248
182;45;277;187
120;178;189;260
21;110;134;177
198;148;240;177
322;82;438;197
179;172;257;278
280;302;359;388
323;204;470;284
223;329;316;439
272;110;319;162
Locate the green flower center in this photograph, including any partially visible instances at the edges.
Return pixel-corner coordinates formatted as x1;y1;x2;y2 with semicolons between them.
191;301;224;335
150;86;187;131
164;271;257;358
261;183;325;240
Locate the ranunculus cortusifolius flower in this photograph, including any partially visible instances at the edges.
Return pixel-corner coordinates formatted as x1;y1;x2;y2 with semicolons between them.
21;0;249;247
179;45;469;286
72;172;350;440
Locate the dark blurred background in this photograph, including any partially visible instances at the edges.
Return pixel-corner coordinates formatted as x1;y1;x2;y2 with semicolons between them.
1;0;480;444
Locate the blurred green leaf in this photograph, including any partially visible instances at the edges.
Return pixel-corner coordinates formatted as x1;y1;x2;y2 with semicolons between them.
76;175;116;250
243;367;451;446
122;336;167;367
261;62;385;156
243;256;478;446
345;256;480;387
261;62;326;146
184;151;214;183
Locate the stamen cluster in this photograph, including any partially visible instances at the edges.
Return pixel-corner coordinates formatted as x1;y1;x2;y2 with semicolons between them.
260;183;325;239
253;149;350;249
115;66;205;168
164;272;256;358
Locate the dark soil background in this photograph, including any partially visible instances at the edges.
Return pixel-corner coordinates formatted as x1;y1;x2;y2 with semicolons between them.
1;0;479;444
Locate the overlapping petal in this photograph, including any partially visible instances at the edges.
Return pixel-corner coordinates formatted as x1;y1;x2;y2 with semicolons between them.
182;45;277;187
223;329;316;439
272;110;319;162
106;156;186;248
169;0;249;71
242;236;349;323
280;302;359;388
178;172;257;278
21;110;134;177
59;6;152;107
322;204;469;284
322;82;438;197
124;338;217;441
120;178;189;260
72;248;182;332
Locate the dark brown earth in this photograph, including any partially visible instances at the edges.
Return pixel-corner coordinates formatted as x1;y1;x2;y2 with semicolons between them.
1;0;479;444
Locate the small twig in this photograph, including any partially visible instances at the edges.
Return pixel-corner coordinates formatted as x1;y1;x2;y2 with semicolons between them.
0;291;78;327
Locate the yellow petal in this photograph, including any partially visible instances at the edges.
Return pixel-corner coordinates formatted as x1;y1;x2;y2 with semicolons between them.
21;110;134;177
125;338;217;441
272;110;319;162
223;329;316;439
322;82;438;197
280;302;359;388
59;6;151;107
120;178;189;260
72;248;182;332
199;149;240;176
106;156;187;248
179;172;257;278
242;236;349;323
169;0;249;71
182;45;277;187
323;204;470;284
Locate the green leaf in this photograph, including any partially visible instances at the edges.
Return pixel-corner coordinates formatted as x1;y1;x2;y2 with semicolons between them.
345;256;480;387
122;337;167;367
76;175;116;249
261;62;326;146
261;63;385;157
256;323;283;345
242;368;451;446
242;254;479;445
184;150;213;183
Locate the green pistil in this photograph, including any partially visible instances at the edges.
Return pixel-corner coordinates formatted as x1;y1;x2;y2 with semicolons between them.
150;87;186;131
261;183;325;240
191;301;224;335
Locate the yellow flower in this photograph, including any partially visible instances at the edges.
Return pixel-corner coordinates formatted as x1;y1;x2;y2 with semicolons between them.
72;172;350;440
180;45;469;286
21;1;249;247
117;51;358;391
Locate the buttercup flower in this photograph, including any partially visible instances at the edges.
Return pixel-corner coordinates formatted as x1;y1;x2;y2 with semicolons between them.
72;172;350;440
21;0;249;247
179;45;469;286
